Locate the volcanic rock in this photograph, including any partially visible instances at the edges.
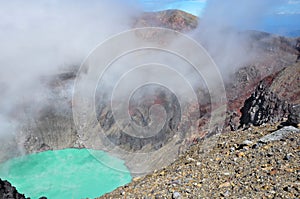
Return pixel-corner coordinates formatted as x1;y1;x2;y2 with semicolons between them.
0;178;28;199
258;126;300;143
100;123;300;198
238;63;300;128
134;9;198;32
287;104;300;127
239;80;289;127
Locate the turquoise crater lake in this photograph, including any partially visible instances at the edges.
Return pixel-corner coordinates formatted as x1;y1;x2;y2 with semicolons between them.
0;149;132;199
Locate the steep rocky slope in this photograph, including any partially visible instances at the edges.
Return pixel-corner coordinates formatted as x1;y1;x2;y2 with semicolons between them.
100;55;300;198
100;124;300;198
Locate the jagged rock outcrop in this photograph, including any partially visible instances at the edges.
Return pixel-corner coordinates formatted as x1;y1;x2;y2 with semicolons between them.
223;33;299;131
287;105;300;127
0;178;28;199
239;81;290;127
238;63;300;128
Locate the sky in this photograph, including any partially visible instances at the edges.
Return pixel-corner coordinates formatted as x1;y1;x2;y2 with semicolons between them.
140;0;207;16
139;0;300;16
139;0;300;37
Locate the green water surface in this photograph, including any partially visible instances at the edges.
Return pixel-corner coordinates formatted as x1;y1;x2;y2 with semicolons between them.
0;149;132;199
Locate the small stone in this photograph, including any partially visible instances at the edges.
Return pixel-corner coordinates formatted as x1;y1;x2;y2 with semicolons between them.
186;157;196;162
185;188;191;193
219;182;231;188
237;152;245;157
266;153;273;157
172;191;181;199
196;162;201;166
133;177;141;182
252;144;259;149
215;157;221;161
284;153;294;161
120;190;125;195
230;147;235;152
155;194;164;199
242;140;253;145
220;190;230;197
285;168;294;173
283;186;291;192
269;169;277;175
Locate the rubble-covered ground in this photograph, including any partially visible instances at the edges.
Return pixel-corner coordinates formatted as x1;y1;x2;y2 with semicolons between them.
101;123;300;199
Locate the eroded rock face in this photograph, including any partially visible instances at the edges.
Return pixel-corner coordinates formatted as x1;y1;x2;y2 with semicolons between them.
95;85;184;152
22;76;79;154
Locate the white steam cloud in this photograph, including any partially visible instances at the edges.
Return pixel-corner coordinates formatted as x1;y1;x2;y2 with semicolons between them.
0;0;288;163
194;0;286;79
0;0;141;137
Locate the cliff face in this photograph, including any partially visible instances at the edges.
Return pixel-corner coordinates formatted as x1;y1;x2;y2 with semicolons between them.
0;10;299;174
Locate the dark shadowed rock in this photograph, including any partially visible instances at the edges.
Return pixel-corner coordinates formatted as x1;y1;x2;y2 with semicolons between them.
239;80;290;128
0;178;29;199
239;63;300;128
287;105;300;127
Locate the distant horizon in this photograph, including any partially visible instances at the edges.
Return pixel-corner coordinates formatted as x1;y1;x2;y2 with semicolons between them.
139;0;300;37
139;0;300;16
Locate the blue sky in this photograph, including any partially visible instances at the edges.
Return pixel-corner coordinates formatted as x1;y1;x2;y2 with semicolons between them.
140;0;207;16
139;0;300;16
138;0;300;36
